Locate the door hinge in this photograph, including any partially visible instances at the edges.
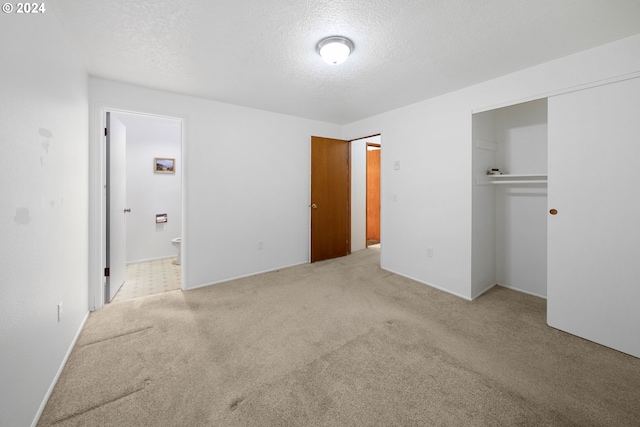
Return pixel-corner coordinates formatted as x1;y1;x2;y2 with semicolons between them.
104;267;110;277
104;128;108;136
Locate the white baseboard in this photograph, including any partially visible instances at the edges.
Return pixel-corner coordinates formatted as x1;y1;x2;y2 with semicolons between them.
187;260;309;291
472;283;497;300
496;283;547;300
370;272;546;302
127;255;176;265
381;267;474;301
31;311;90;427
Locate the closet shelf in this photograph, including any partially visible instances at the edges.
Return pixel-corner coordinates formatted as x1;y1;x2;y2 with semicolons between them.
488;174;547;178
477;174;548;185
488;179;547;185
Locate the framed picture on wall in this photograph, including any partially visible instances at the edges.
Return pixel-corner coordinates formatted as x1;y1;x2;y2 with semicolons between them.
154;157;175;174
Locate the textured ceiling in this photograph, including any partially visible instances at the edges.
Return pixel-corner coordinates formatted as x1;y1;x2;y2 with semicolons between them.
52;0;640;124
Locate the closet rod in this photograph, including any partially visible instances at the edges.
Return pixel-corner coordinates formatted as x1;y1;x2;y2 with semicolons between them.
488;180;547;185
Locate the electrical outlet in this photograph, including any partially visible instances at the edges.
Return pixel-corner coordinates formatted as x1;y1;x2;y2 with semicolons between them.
258;240;263;250
427;247;434;258
394;161;400;170
57;302;63;322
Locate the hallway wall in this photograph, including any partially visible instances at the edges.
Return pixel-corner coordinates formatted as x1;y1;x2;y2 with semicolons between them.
0;12;89;427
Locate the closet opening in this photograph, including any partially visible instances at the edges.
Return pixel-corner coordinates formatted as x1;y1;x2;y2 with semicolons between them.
471;99;548;300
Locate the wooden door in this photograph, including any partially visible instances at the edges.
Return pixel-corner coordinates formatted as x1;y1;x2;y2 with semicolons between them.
311;136;350;262
366;146;380;245
547;77;640;358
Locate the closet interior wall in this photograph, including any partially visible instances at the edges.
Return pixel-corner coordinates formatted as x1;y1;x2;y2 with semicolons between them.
472;99;548;299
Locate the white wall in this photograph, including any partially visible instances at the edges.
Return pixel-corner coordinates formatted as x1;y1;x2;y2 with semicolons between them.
472;112;498;297
0;12;89;427
351;135;381;252
343;34;640;300
115;113;182;263
494;100;548;297
89;79;342;293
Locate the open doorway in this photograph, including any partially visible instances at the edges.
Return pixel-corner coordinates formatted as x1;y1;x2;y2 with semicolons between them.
105;111;183;303
350;135;381;251
309;134;381;261
366;143;381;247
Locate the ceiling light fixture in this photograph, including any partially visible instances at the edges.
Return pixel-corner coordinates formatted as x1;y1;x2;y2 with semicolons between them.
316;36;354;65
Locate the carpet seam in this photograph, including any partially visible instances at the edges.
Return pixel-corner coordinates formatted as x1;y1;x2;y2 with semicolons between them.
51;381;149;425
79;326;154;347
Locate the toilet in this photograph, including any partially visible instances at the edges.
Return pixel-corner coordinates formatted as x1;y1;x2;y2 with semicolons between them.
171;237;181;265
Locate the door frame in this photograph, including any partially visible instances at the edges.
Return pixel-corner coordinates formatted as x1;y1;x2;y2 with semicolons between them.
366;143;381;247
105;112;127;302
348;134;382;253
89;105;187;310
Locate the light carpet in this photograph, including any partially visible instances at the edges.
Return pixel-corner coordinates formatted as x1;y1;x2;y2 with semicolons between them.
38;248;640;426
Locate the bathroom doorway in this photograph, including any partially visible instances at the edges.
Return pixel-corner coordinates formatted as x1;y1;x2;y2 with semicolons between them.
105;111;183;303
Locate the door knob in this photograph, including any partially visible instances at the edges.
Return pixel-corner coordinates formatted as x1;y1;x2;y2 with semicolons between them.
310;204;317;209
124;208;131;213
549;209;558;215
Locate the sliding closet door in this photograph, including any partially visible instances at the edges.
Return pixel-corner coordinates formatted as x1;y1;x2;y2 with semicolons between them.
547;77;640;358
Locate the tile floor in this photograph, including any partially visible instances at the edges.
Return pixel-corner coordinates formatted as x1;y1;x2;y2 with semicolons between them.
112;257;181;302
